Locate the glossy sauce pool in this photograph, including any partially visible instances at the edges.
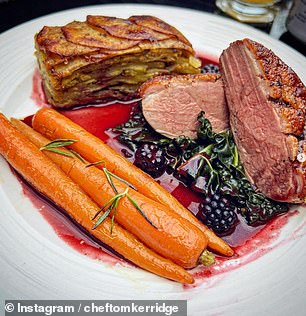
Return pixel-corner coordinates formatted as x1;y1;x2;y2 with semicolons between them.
24;60;301;285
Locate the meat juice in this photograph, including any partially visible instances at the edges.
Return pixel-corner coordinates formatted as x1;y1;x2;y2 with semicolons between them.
27;61;302;284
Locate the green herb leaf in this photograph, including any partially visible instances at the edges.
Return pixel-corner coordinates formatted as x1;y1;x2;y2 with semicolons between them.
40;139;77;149
85;160;105;168
91;194;119;221
197;111;215;141
127;194;157;228
91;188;128;231
233;146;239;167
91;205;113;230
40;139;78;157
112;109;289;227
110;195;123;234
103;168;119;194
68;149;86;163
94;168;156;231
103;168;137;192
40;147;75;157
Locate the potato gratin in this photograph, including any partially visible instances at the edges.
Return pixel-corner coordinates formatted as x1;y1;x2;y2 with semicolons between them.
35;15;201;108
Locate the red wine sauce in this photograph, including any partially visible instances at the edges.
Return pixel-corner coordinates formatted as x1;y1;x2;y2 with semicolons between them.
31;69;50;108
18;170;125;266
25;59;303;285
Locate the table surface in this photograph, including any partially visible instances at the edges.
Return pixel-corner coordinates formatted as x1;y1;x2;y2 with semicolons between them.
0;0;305;55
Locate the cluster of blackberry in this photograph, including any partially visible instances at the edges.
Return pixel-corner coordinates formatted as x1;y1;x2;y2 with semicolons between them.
133;142;288;236
197;193;238;237
116;61;289;237
134;143;166;178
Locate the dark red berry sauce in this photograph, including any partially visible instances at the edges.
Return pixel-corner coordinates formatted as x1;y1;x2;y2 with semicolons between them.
31;69;50;109
24;57;302;285
20;177;125;266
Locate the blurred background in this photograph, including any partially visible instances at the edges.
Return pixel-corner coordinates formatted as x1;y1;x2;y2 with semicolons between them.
0;0;305;55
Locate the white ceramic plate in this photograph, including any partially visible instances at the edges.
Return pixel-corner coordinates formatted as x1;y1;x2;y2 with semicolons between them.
0;4;306;315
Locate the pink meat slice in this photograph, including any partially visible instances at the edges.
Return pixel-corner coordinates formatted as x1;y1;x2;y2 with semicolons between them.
139;74;229;139
220;38;306;203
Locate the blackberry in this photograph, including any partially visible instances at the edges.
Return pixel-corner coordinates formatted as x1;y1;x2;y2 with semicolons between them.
201;63;220;74
197;193;238;236
134;143;166;178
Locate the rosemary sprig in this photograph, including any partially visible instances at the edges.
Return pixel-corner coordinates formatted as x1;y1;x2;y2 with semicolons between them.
42;139;155;231
40;148;75;157
126;194;156;228
68;148;87;163
104;168;156;228
92;193;123;221
91;168;156;232
91;188;129;231
110;194;122;234
103;168;137;191
41;139;77;149
85;160;105;168
91;205;112;229
103;168;119;194
40;139;77;157
40;139;105;167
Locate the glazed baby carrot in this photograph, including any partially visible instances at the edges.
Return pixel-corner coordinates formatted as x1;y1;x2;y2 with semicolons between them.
32;108;234;256
11;118;209;269
0;113;194;284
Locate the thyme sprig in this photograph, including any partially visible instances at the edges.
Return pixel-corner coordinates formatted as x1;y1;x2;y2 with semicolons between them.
40;139;77;157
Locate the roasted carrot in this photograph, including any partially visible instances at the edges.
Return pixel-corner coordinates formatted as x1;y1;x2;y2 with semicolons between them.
32;108;234;256
0;113;194;284
11;118;209;269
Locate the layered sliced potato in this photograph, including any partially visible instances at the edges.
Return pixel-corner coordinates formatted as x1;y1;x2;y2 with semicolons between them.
35;15;201;107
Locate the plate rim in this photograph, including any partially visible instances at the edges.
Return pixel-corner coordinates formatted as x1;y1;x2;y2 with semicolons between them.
0;4;305;314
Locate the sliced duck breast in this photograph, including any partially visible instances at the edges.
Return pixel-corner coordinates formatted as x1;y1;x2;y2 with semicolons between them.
139;73;229;139
220;38;306;203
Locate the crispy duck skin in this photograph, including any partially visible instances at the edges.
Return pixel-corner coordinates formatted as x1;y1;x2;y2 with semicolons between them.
220;39;306;203
35;15;201;108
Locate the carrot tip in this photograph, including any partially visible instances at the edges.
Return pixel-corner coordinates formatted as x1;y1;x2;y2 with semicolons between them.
224;247;235;257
